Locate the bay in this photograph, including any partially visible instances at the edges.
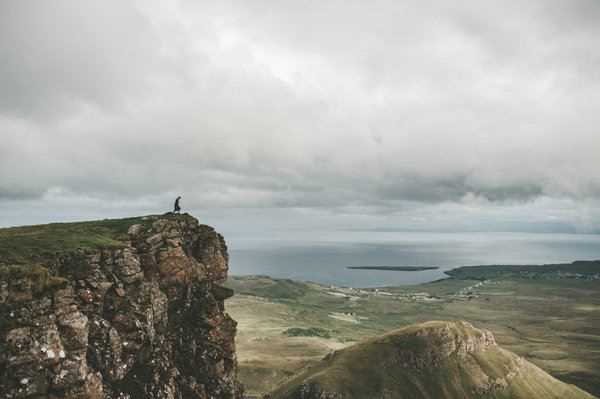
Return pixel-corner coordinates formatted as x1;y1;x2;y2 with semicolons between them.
227;232;600;288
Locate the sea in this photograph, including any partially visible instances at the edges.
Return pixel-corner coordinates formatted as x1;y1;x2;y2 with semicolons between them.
227;231;600;288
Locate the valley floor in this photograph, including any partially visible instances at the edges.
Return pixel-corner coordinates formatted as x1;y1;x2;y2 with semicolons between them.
225;275;600;397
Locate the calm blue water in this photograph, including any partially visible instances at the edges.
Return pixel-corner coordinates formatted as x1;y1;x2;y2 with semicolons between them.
227;232;600;288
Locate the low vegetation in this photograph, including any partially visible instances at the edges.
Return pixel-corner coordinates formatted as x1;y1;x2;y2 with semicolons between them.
0;264;67;295
226;270;600;397
225;275;310;300
445;261;600;280
283;327;331;339
270;321;595;399
0;216;155;265
0;213;201;266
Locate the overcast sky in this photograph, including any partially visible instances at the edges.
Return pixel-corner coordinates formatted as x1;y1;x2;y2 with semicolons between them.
1;0;599;235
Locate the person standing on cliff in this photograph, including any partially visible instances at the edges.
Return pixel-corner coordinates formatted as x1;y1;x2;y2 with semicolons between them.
173;196;182;213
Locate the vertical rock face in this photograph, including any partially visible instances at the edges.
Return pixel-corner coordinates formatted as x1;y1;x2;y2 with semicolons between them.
0;214;243;399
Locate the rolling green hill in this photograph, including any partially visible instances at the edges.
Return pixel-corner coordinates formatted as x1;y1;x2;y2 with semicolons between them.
269;321;596;399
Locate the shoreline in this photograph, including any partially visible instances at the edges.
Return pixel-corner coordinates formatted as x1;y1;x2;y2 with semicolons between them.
230;259;600;289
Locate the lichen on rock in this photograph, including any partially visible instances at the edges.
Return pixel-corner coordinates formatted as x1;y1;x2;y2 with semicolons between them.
0;213;243;399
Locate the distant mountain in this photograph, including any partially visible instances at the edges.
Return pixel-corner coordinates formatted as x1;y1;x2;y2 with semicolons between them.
268;321;596;399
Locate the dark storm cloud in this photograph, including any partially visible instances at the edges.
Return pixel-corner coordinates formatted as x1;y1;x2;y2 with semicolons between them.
0;0;599;231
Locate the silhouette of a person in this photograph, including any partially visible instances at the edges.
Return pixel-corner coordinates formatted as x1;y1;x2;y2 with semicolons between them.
174;196;182;213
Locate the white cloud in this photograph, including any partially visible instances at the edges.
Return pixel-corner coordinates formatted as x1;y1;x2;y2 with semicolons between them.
0;0;599;232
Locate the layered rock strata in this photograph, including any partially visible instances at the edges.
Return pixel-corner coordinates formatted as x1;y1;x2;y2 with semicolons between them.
0;214;243;399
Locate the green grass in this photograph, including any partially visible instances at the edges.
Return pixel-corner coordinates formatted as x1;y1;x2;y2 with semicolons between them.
283;327;331;339
0;216;157;265
225;275;310;300
445;261;600;280
0;264;68;294
227;275;600;397
270;321;596;399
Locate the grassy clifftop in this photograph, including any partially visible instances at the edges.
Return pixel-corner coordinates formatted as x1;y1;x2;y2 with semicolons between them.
0;214;196;265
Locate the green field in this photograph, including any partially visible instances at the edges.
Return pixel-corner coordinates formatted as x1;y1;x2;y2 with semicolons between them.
225;271;600;397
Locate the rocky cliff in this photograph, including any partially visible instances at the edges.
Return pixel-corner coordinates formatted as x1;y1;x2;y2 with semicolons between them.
0;214;243;399
268;321;596;399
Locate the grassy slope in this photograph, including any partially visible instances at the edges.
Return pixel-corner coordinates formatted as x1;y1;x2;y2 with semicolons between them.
226;275;600;397
224;277;337;394
225;275;310;300
270;321;596;399
226;277;477;395
446;261;600;280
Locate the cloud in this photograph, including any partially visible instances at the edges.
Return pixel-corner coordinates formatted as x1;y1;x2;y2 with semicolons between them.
0;0;599;232
0;0;159;119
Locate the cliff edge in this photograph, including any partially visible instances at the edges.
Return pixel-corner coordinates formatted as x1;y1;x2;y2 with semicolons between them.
0;214;243;398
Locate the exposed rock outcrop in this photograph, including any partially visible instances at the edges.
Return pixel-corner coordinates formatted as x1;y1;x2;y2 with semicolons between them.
0;214;243;399
390;320;496;369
